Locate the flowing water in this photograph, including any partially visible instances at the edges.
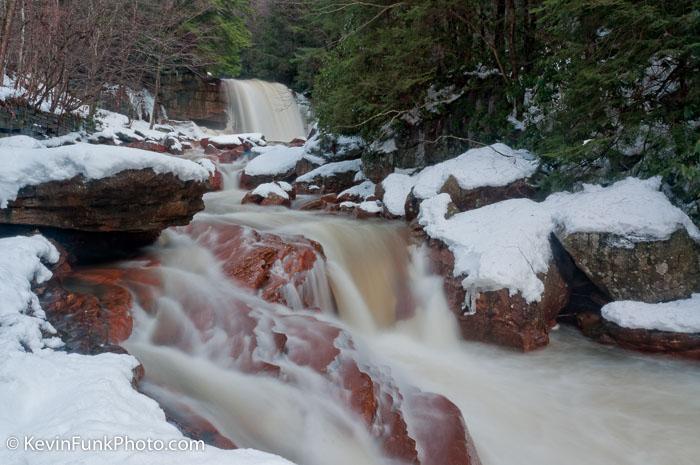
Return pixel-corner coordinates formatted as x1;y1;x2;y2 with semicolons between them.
222;79;307;142
122;162;700;465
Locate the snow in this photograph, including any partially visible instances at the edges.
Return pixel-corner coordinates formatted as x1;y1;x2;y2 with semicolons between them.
251;182;290;200
0;235;294;465
419;194;555;304
0;235;61;353
546;177;700;242
243;146;305;177
338;180;375;200
210;133;265;147
381;173;417;217
0;143;210;208
412;143;538;200
0;135;45;149
417;176;699;305
601;295;700;334
358;200;383;214
296;159;362;183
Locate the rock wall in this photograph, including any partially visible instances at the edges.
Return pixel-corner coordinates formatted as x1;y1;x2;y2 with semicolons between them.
0;100;83;138
159;72;228;129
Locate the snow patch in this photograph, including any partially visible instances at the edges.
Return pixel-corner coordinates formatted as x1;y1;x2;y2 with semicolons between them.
602;295;700;334
339;180;375;200
252;182;290;200
381;173;417;217
296;159;362;183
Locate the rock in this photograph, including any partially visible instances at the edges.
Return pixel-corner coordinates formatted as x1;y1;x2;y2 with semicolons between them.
294;156;324;178
182;221;324;308
288;138;306;147
298;193;338;211
305;131;366;162
425;235;570;351
159;73;228;130
37;256;140;354
203;142;219;154
240;170;297;190
439;175;535;211
242;191;291;208
218;146;246;163
208;168;224;191
295;159;363;195
556;229;700;303
126;140;168;153
577;311;700;360
1;169;207;232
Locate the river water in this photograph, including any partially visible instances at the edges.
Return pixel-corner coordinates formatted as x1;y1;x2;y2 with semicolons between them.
122;160;700;465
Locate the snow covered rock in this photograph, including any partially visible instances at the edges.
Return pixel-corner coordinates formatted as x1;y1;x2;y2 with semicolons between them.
378;172;416;218
242;182;296;208
418;194;570;350
404;144;538;220
551;177;700;303
240;145;305;189
206;132;264;149
0;143;210;261
294;154;325;178
303;131;366;162
576;295;700;360
295;158;363;194
337;180;376;203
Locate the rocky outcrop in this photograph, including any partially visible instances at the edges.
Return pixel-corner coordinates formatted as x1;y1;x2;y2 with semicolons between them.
425;234;570;351
556;229;700;303
1;169;207;232
159;72;228;129
576;311;700;360
0;169;208;261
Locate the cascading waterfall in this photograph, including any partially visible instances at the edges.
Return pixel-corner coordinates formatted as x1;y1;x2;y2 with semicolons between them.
118;157;700;465
222;78;307;142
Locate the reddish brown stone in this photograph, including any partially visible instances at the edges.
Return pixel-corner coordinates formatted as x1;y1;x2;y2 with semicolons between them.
288;138;306;147
126;140;168;153
577;311;700;360
208;168;224;192
440;175;534;212
426;237;570;351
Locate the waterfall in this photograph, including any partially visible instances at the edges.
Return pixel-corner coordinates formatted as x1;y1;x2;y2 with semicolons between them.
222;78;307;142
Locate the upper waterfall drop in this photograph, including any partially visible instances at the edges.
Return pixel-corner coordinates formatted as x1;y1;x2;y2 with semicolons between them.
222;78;307;142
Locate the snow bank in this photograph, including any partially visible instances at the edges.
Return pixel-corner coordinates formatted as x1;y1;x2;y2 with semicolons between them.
0;143;210;208
419;194;555;303
296;159;362;183
412;143;538;200
358;200;383;214
243;146;305;177
0;235;61;353
0;135;45;149
547;176;700;241
381;173;416;217
0;235;294;465
252;182;290;200
417;176;698;304
602;295;700;333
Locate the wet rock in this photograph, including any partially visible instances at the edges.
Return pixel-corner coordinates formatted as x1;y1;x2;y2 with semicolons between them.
576;311;700;360
241;182;296;208
426;236;570;351
294;156;324;178
182;221;324;308
207;168;224;192
556;229;700;303
288;138;306;147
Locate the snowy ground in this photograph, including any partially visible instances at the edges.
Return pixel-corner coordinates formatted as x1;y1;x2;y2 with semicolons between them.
601;295;700;333
0;235;294;465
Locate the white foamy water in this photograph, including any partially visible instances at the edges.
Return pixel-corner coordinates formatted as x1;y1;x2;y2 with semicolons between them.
122;155;700;465
222;79;307;143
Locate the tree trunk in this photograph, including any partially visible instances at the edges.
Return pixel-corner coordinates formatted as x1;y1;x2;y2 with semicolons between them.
0;0;18;78
149;62;161;129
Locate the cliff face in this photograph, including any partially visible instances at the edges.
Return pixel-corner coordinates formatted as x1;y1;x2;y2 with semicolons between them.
159;72;228;130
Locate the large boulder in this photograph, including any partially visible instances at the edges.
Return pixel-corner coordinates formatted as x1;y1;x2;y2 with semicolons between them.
556;229;700;303
418;194;570;351
1;169;206;232
241;182;296;208
239;146;305;189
